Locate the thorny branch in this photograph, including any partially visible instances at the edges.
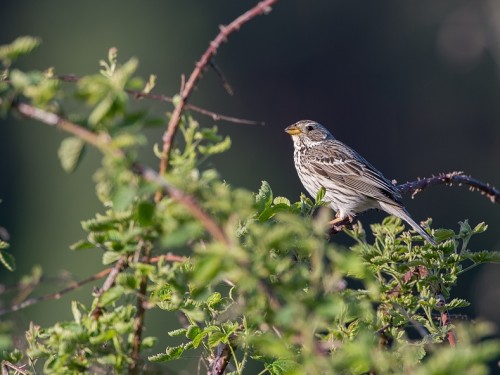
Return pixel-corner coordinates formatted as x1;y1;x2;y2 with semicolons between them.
158;0;279;177
397;171;500;204
57;74;263;125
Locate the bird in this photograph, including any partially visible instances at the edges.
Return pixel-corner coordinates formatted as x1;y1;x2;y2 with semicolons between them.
284;120;436;246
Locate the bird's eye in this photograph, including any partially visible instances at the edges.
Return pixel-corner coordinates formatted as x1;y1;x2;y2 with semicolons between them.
306;125;314;131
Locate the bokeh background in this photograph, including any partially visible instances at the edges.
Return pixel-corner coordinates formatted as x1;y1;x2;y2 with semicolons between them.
1;0;500;371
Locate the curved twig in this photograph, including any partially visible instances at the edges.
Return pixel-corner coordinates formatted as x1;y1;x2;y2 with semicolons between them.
158;0;279;176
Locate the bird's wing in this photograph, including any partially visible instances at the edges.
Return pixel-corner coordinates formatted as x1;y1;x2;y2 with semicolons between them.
304;140;403;205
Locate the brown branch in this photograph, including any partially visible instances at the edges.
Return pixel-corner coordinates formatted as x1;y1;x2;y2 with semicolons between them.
57;74;263;125
1;361;28;375
129;244;152;375
7;99;229;245
132;163;229;244
15;102;120;156
91;255;128;319
210;343;234;375
0;267;112;317
158;0;279;177
397;171;500;204
0;253;186;317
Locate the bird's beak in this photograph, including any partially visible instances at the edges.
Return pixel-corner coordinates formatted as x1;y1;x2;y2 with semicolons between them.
285;124;302;135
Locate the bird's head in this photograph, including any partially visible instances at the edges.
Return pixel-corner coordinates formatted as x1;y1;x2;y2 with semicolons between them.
285;120;334;147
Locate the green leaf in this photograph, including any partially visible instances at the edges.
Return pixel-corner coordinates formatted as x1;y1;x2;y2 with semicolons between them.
69;239;95;251
102;251;122;265
198;136;231;155
273;196;291;207
0;36;41;66
446;298;470;309
315;186;326;203
472;222;488;234
0;239;9;250
255;181;273;212
0;250;15;271
192;255;223;288
98;286;124;307
266;359;300;375
58;137;86;173
148;345;185;362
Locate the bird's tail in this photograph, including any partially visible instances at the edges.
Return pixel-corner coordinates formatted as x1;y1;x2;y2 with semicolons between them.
379;202;437;246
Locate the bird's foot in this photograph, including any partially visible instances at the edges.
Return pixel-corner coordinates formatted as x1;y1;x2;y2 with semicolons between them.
328;216;355;236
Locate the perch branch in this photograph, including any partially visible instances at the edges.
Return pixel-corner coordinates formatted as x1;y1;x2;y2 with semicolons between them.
397;171;500;204
158;0;279;177
210;343;235;375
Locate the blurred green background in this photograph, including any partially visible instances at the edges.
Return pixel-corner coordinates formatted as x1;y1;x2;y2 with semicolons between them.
1;0;500;371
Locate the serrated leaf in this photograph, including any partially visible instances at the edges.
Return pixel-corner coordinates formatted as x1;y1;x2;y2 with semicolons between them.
192;255;223;287
206;292;222;307
0;36;41;66
198;136;231;155
473;222;488;234
98;286;124;307
148;345;184;362
255;181;273;212
0;250;15;271
433;228;455;242
69;240;95;251
102;251;122;265
273;196;290;206
186;325;202;340
446;298;470;309
141;336;157;349
135;201;155;227
315;186;326;203
58;137;85;173
71;301;82;324
266;359;299;375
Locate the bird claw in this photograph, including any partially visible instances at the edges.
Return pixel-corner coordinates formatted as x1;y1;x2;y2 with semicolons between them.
328;217;355;236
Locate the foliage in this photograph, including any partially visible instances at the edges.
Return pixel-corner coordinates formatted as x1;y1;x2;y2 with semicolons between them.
1;36;500;375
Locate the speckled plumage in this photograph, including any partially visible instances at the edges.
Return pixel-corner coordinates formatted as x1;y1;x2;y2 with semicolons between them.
285;120;436;245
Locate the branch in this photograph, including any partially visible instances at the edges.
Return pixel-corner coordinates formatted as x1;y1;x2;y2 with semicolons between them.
6;99;229;245
0;253;186;317
129;243;152;375
158;0;279;176
210;343;234;375
0;268;111;317
132;163;229;244
397;171;500;204
57;74;263;125
91;255;128;319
